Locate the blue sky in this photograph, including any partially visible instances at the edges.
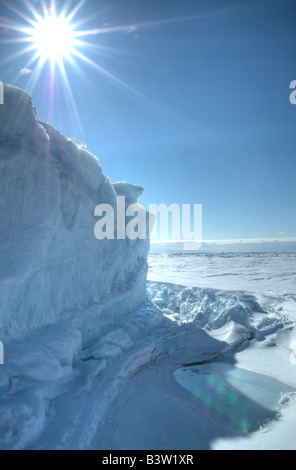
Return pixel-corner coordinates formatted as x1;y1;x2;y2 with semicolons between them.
0;0;295;241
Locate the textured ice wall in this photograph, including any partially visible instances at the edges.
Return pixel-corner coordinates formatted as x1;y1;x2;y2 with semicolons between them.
0;85;149;338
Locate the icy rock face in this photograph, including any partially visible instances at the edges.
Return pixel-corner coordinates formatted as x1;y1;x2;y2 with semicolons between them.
0;85;149;338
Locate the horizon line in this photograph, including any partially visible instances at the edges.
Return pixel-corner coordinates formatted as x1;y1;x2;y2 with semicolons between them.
150;237;296;245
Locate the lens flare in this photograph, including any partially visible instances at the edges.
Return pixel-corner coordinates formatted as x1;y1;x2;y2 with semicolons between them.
0;0;211;135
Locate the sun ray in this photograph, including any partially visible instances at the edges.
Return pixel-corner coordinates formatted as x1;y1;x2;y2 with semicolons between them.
72;38;141;59
66;53;99;97
2;1;36;27
60;0;76;21
0;20;31;34
26;55;47;95
58;58;84;135
9;51;40;87
22;0;44;23
71;48;144;98
69;47;175;121
72;9;231;39
0;37;33;45
0;44;36;66
65;0;87;24
40;0;51;19
0;0;217;140
71;47;210;139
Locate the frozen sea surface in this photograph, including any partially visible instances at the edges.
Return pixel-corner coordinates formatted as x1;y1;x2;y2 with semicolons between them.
148;252;296;293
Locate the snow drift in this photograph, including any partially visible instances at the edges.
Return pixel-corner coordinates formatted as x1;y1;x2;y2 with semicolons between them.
0;85;150;339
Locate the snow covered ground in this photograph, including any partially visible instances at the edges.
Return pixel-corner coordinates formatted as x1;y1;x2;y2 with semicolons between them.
1;252;295;450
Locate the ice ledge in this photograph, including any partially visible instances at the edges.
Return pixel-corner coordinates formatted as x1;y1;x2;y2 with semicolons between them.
113;182;144;205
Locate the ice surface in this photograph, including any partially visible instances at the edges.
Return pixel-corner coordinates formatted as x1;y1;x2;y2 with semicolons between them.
173;362;294;434
0;251;295;449
0;85;150;339
148;252;296;293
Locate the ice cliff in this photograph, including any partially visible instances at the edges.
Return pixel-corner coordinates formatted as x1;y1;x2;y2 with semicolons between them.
0;85;150;339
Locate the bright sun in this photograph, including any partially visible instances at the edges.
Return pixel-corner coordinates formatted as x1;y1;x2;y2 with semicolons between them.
0;0;158;126
31;13;75;63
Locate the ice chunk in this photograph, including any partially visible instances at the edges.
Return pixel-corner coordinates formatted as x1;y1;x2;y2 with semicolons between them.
68;137;87;149
113;182;144;204
0;85;150;338
147;282;287;339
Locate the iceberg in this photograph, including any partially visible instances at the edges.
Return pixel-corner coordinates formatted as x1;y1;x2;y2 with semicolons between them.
0;85;150;339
